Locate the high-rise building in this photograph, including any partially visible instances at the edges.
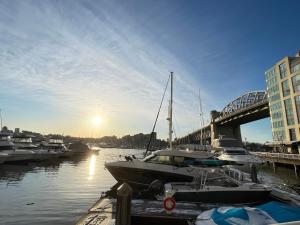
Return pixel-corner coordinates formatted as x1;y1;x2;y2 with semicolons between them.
265;51;300;153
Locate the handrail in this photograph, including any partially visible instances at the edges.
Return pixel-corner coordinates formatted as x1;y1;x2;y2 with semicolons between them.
253;152;300;160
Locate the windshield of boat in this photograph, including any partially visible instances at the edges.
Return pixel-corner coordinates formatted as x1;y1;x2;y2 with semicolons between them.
144;154;221;167
223;149;247;155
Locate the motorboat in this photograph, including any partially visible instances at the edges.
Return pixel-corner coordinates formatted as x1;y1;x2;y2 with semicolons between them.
164;168;271;204
213;137;263;165
216;147;263;165
40;138;72;157
0;133;36;163
105;149;231;187
11;134;39;150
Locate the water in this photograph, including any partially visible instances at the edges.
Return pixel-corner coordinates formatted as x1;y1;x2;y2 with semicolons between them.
0;148;299;225
0;148;141;225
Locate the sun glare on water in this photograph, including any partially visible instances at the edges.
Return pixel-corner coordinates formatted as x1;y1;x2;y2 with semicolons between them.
92;116;103;126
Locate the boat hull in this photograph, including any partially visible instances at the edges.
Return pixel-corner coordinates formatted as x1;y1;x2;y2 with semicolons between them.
106;162;195;187
172;189;271;204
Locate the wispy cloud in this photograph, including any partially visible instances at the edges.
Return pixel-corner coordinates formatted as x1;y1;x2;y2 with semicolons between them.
0;0;211;137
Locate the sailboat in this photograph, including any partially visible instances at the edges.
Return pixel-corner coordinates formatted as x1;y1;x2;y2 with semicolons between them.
105;73;224;188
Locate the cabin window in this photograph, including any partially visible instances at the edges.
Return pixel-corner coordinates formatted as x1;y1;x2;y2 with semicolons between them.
145;155;172;165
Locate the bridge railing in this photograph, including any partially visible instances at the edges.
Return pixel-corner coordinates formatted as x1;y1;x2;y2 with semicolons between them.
253;152;300;160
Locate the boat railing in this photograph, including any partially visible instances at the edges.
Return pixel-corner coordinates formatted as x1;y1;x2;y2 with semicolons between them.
224;168;251;182
253;152;300;160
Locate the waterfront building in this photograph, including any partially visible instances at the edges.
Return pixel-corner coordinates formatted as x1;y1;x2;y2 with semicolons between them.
265;51;300;153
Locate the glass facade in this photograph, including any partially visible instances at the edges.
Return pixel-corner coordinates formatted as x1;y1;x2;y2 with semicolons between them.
291;60;300;74
294;96;300;123
292;74;300;93
284;98;295;125
279;63;287;78
282;80;290;96
266;67;285;141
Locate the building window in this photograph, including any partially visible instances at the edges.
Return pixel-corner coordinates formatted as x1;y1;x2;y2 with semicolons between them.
294;96;300;123
281;80;290;96
291;62;300;74
289;128;296;141
279;63;287;79
292;74;300;93
284;98;295;125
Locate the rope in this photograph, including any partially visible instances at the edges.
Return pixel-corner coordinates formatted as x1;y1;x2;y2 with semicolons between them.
144;74;171;157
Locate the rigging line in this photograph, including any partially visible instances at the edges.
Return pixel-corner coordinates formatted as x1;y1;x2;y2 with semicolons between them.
144;74;171;157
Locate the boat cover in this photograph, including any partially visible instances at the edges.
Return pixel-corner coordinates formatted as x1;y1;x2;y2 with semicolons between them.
195;201;300;225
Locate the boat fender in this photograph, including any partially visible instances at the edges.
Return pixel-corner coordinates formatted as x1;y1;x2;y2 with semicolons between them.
163;196;176;213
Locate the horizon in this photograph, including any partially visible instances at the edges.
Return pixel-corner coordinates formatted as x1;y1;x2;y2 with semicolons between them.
1;0;300;142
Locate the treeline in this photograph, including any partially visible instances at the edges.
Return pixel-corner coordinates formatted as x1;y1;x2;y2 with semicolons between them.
86;132;168;150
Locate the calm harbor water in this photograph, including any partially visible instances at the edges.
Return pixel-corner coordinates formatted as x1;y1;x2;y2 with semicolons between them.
0;148;299;225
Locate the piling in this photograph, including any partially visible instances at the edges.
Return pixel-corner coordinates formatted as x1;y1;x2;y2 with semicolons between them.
294;164;299;178
251;165;258;183
116;183;132;225
272;161;276;173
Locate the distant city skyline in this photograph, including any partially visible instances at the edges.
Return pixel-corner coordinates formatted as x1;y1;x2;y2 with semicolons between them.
0;0;300;142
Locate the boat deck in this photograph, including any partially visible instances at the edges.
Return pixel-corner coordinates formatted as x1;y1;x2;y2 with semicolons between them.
76;196;208;225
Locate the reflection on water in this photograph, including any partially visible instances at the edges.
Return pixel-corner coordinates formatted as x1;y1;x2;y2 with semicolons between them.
0;148;140;225
88;155;96;181
0;148;299;225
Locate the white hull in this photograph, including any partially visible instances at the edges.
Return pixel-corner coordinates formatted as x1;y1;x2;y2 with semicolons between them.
217;154;263;165
2;149;36;162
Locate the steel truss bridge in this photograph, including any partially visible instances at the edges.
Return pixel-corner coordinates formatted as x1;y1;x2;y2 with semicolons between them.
175;91;270;146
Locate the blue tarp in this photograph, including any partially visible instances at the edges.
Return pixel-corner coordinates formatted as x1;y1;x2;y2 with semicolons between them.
196;201;300;225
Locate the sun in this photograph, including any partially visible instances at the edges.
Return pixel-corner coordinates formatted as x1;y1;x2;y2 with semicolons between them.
91;116;103;126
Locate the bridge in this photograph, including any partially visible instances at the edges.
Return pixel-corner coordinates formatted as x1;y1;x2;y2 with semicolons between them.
175;91;269;147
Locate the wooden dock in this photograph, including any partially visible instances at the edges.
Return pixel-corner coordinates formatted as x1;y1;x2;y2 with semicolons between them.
253;152;300;177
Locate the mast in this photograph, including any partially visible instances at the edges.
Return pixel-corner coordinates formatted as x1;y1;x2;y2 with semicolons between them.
169;72;173;150
0;108;2;131
198;89;205;146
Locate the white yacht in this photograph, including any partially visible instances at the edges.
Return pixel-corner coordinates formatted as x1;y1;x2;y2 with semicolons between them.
40;138;72;157
213;137;263;165
217;147;263;164
105;149;225;187
12;134;39;150
0;133;36;163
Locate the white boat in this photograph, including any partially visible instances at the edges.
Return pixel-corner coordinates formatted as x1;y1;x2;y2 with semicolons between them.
0;133;36;163
40;138;72;157
217;147;263;164
11;134;39;150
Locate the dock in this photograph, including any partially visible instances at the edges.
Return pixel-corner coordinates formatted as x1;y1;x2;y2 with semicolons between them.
253;152;300;177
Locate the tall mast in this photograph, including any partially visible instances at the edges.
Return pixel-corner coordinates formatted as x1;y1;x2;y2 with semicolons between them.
198;89;205;146
169;72;173;150
0;109;2;131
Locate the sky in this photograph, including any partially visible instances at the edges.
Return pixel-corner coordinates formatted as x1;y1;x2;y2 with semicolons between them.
0;0;300;142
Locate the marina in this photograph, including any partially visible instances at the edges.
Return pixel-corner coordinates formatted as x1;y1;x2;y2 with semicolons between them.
1;1;300;224
0;148;299;225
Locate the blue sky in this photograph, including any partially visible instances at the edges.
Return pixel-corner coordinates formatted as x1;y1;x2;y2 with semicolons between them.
0;0;299;142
